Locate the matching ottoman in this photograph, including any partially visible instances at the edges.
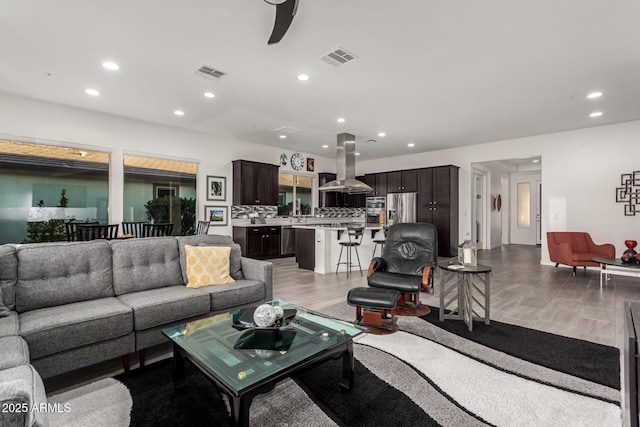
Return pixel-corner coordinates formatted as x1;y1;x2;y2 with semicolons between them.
347;287;401;331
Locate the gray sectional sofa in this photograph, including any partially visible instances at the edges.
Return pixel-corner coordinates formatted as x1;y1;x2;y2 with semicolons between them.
0;234;273;427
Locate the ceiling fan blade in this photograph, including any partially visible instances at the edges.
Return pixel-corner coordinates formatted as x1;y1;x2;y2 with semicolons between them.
267;0;298;45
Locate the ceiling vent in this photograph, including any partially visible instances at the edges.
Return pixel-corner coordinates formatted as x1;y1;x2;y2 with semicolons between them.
194;65;227;81
274;126;301;135
321;48;357;67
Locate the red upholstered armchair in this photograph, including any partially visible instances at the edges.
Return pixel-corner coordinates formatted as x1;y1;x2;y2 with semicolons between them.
547;232;615;275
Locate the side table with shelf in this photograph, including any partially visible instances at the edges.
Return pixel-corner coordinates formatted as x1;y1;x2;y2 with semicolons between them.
438;261;491;331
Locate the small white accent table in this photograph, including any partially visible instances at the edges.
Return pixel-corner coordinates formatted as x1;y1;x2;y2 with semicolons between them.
593;257;640;288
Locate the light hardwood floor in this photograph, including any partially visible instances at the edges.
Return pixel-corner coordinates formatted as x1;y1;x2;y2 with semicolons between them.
46;244;634;394
273;244;637;349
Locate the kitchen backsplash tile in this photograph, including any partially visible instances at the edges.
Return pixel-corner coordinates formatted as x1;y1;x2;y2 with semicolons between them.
231;205;278;219
314;207;365;217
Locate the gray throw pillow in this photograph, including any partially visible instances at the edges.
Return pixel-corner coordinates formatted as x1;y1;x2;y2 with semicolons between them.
0;286;10;317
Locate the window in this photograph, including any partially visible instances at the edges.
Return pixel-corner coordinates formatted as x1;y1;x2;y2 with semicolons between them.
517;182;531;228
278;173;313;216
123;155;197;235
0;139;109;244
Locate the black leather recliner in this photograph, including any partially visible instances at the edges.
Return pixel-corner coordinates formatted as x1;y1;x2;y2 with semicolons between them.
367;222;438;315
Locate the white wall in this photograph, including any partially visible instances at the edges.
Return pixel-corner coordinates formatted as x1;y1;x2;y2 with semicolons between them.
0;93;335;236
2;92;639;262
358;120;640;264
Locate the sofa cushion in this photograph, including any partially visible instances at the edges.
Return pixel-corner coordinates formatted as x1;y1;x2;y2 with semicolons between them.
111;237;184;295
19;297;133;359
204;279;266;311
184;245;235;288
0;245;17;311
0;286;10;317
117;285;211;330
15;241;114;313
0;365;48;427
0;336;29;371
177;235;244;281
0;312;18;337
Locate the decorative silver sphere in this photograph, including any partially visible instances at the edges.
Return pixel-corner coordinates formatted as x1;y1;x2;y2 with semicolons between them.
273;305;284;319
253;304;277;327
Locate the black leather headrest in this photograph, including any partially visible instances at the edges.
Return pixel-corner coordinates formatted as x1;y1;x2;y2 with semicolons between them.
382;223;438;276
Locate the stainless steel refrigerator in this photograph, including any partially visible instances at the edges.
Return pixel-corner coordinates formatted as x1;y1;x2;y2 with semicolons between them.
386;192;417;226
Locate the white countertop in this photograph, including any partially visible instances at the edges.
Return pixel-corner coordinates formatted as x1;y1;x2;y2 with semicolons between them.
292;224;381;230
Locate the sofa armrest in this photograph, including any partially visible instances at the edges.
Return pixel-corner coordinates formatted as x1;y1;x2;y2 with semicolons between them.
0;365;49;427
240;257;273;302
585;235;616;258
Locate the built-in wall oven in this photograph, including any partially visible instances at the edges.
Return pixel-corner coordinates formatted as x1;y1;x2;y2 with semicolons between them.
366;196;386;224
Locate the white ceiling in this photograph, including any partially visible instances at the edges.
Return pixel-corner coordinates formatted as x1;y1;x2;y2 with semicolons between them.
1;0;639;160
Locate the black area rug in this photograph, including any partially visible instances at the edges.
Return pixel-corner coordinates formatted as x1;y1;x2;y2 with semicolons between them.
115;311;621;426
421;306;620;390
116;355;433;427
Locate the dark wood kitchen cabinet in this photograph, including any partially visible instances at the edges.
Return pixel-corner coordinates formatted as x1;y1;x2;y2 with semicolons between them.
295;228;315;270
233;226;281;259
364;173;387;197
417;165;459;257
232;160;279;205
386;169;418;193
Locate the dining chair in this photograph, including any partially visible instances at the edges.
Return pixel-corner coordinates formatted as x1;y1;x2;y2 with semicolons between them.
195;220;210;235
77;224;119;241
65;221;99;242
121;221;148;238
142;223;174;237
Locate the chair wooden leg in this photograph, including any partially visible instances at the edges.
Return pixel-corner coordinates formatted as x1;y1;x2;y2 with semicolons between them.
139;349;146;368
122;355;130;372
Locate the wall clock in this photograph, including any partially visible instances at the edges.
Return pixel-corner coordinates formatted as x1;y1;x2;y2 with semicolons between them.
290;153;304;171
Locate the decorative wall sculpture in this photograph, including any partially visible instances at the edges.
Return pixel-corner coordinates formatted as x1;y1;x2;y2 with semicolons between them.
616;171;640;216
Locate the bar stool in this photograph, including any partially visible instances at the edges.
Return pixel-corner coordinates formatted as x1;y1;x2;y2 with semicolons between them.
336;224;365;277
372;227;388;258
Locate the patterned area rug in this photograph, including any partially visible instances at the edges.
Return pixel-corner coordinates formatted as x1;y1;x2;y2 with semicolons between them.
114;304;621;426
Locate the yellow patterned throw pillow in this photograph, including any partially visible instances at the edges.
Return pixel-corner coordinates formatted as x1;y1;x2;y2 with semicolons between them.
185;245;236;288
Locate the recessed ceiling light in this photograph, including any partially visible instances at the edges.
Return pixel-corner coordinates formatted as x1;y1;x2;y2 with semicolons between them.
279;135;286;139
85;88;100;96
322;144;329;148
378;132;386;137
532;159;540;163
590;111;603;117
337;118;345;123
174;110;185;116
102;61;119;71
587;91;602;99
204;92;215;98
355;152;360;156
297;74;310;81
407;143;415;147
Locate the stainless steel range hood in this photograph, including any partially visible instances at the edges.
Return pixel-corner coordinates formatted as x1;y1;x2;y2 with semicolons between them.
319;133;373;194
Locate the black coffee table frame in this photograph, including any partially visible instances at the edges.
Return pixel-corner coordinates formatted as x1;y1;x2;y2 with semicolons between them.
172;338;354;427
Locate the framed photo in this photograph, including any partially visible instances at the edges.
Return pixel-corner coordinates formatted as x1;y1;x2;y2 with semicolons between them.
205;206;228;226
306;157;315;172
206;176;226;201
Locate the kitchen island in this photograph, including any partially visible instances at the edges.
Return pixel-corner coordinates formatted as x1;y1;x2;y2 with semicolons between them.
292;223;384;274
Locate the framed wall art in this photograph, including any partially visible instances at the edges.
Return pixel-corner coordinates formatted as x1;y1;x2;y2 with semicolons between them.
206;176;226;201
205;206;228;226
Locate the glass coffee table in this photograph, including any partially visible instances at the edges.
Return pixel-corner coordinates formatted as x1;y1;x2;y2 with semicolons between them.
162;300;363;427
